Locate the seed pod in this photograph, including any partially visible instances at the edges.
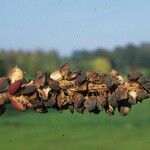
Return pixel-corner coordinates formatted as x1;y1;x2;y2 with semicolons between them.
0;105;6;116
8;80;22;95
0;77;9;92
8;66;24;83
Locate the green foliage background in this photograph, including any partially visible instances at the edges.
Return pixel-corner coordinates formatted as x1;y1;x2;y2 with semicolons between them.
0;42;150;150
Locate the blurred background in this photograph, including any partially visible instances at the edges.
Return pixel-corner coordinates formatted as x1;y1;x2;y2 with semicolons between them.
0;0;150;150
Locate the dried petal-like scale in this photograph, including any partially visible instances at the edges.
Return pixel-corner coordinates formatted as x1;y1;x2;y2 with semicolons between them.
48;79;60;91
0;77;9;92
141;81;150;92
0;92;9;105
68;82;87;92
128;91;137;105
96;95;106;111
84;95;97;112
37;89;47;100
57;90;69;109
105;104;115;116
109;70;125;86
138;76;148;86
22;84;36;95
50;70;62;81
34;71;48;88
67;71;80;80
76;74;86;84
108;92;119;108
8;80;22;95
86;71;99;82
42;87;51;100
11;98;26;111
103;75;116;89
60;63;69;79
8;66;24;83
117;85;128;100
88;83;107;93
33;100;44;108
72;92;84;109
136;89;149;102
45;93;57;108
128;72;143;81
33;99;48;113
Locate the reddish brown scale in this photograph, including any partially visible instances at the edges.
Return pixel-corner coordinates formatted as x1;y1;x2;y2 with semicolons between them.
8;80;22;95
11;98;26;111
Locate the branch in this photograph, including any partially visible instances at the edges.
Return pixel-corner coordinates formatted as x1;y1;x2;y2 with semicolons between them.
0;63;149;116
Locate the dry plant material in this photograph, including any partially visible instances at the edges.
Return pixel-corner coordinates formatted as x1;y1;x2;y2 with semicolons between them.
0;63;149;117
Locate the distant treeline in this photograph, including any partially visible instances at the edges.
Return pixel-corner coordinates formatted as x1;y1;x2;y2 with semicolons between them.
0;43;150;77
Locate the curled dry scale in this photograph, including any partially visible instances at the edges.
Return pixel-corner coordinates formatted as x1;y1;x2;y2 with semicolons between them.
0;63;150;117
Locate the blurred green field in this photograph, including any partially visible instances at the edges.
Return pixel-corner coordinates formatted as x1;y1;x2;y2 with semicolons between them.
0;99;150;150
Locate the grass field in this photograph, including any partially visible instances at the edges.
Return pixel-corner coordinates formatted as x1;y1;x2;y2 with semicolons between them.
0;99;150;150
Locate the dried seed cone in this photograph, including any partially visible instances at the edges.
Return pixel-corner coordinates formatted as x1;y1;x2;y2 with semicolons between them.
0;64;149;116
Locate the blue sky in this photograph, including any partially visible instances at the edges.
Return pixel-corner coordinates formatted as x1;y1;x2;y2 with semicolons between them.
0;0;150;55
